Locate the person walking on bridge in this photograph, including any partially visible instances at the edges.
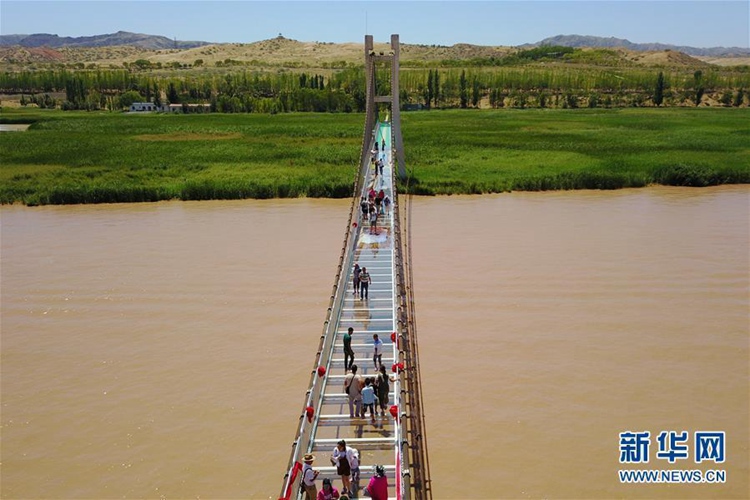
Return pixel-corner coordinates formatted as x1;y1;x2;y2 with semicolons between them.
331;440;357;496
343;327;355;372
316;478;339;500
348;447;361;495
375;364;391;416
364;465;388;500
372;334;383;370
361;377;378;423
359;267;371;300
360;197;369;222
344;364;363;418
301;453;319;500
353;264;361;296
369;209;378;235
374;192;383;216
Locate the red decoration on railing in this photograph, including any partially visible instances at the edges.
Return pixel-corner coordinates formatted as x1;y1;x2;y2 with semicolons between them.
305;406;315;423
396;452;402;500
317;366;326;378
353;222;358;228
391;362;404;373
279;461;302;500
390;332;396;342
389;405;399;420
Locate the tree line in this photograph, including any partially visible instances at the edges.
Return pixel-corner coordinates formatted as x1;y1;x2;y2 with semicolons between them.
2;63;748;112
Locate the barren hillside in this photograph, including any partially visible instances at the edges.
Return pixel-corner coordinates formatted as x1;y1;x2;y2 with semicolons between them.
0;36;740;71
625;49;714;67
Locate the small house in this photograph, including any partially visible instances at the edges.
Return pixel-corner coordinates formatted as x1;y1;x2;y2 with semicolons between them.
129;102;166;112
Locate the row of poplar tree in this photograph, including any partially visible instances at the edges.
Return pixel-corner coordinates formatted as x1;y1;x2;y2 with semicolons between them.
2;65;748;112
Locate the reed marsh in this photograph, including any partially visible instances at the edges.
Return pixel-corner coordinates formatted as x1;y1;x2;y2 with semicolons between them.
1;107;747;205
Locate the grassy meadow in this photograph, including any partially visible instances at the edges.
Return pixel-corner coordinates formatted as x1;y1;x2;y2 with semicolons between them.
402;108;750;193
1;107;748;205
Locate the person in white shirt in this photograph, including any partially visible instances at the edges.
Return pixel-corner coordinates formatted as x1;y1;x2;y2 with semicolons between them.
349;446;361;494
300;453;319;500
331;439;358;496
372;333;383;369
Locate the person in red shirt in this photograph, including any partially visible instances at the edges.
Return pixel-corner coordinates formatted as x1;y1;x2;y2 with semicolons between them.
316;477;340;500
364;465;388;500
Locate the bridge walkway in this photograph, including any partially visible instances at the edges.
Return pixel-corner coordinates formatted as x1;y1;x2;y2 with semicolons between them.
280;122;406;499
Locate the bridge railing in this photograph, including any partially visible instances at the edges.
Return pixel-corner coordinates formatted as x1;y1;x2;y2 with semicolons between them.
392;141;432;499
390;149;412;499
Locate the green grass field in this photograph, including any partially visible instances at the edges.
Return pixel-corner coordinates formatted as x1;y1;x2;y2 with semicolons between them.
1;107;748;205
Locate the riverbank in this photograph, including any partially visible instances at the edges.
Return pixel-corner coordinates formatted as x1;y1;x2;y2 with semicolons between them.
1;108;748;205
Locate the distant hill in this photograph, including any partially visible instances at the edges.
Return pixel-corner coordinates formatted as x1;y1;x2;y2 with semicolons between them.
2;31;748;57
0;32;746;69
0;31;210;50
528;35;750;57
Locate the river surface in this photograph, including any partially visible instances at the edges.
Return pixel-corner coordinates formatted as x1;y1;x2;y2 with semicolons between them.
1;186;748;499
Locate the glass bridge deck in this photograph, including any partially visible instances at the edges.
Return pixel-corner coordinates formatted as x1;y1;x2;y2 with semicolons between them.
280;122;404;499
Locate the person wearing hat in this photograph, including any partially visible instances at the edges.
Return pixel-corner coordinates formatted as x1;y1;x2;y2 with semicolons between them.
301;453;319;500
364;465;388;500
316;477;340;500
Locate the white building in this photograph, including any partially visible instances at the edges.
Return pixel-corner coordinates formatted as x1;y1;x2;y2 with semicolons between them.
129;102;211;113
129;102;166;112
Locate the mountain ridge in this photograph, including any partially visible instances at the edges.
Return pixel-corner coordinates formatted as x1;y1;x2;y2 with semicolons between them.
527;34;750;57
0;31;210;50
1;31;748;57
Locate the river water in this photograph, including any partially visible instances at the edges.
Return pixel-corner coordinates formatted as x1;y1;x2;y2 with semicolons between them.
1;187;748;499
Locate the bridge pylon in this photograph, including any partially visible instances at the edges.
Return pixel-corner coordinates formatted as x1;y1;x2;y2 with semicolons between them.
365;34;406;180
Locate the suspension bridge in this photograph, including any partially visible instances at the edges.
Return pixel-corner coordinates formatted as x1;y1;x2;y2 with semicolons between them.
279;35;432;500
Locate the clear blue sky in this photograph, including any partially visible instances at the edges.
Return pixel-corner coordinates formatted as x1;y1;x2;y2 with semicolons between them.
2;1;748;48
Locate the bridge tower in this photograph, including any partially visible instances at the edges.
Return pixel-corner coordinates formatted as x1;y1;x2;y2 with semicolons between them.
364;34;406;180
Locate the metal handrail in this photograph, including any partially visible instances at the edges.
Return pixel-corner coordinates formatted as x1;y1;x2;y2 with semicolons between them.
399;134;433;500
391;154;411;500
